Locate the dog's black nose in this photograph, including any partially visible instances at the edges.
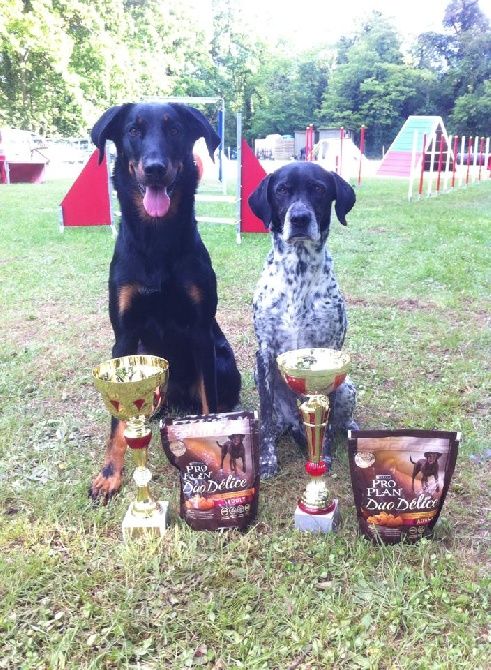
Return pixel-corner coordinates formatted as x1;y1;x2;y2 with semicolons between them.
144;160;168;179
289;204;312;227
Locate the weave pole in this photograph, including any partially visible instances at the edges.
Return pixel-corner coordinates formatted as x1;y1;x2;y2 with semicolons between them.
418;133;427;198
407;130;419;201
478;137;485;181
427;133;437;197
451;135;458;188
358;125;365;185
443;134;452;192
466;136;473;185
472;136;479;184
436;133;444;194
458;136;466;188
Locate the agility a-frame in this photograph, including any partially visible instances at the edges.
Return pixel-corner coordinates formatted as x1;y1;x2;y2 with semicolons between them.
377;116;451;178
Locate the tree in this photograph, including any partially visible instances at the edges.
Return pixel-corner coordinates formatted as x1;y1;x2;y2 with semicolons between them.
318;13;425;155
413;0;490;135
0;0;84;134
210;0;266;143
249;47;331;140
443;0;490;33
0;0;218;135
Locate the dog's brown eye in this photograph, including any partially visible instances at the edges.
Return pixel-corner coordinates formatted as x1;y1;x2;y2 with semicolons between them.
277;184;288;194
169;127;180;136
314;184;326;194
129;127;140;137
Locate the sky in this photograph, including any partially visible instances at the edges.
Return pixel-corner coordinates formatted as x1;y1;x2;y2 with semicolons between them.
204;0;491;49
250;0;491;47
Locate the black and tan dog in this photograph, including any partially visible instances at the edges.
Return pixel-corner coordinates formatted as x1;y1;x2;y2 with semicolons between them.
89;102;241;502
410;452;442;492
217;434;246;473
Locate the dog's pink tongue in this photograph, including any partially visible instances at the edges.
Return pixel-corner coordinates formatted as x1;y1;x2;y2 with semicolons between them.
143;187;170;218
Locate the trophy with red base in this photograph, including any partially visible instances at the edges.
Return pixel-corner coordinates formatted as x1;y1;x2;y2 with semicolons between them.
277;348;351;533
93;354;169;540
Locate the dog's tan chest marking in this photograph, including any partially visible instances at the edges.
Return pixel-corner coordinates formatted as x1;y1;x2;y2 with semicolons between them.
118;283;142;315
186;282;203;304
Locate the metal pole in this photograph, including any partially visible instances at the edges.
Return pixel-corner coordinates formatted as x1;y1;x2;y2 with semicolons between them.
106;151;116;237
219;99;226;194
236;113;242;245
339;127;345;177
58;204;64;233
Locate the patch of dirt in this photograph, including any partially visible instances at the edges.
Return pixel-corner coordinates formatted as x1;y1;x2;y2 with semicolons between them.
6;295;108;354
367;226;389;234
469;308;491;329
216;306;256;373
393;297;438;311
346;295;439;311
346;295;490;331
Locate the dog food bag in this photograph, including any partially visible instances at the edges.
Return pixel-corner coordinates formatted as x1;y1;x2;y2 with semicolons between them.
161;411;259;531
348;429;460;544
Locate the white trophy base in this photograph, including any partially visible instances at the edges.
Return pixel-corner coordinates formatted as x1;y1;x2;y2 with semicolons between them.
122;501;169;540
294;499;340;533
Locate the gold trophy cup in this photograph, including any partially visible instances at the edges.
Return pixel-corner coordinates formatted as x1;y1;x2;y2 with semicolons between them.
93;354;169;539
277;348;351;532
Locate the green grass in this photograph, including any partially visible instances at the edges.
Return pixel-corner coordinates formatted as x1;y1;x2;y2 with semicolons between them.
0;176;490;669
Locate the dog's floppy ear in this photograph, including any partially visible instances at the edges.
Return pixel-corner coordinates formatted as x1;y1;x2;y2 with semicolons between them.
248;174;273;230
91;103;133;164
329;172;356;226
172;104;220;159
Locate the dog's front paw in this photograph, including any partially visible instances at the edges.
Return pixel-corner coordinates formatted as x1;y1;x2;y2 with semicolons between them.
89;462;123;504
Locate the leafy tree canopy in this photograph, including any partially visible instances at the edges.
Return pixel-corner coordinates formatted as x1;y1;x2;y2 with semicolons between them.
0;0;489;152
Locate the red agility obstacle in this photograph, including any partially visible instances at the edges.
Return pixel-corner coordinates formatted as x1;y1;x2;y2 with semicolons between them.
59;149;114;233
239;138;268;234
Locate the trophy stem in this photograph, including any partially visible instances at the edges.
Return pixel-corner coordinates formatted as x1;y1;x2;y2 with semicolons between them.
298;395;334;515
124;418;160;519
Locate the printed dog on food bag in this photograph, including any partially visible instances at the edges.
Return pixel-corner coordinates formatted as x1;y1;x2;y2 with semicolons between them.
217;434;247;473
410;452;442;492
249;161;358;479
89;102;241;502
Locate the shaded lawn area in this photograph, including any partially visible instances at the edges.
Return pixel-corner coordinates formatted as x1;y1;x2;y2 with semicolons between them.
0;177;490;669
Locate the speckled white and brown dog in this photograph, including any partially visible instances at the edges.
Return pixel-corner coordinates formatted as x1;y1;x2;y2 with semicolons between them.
249;161;358;479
